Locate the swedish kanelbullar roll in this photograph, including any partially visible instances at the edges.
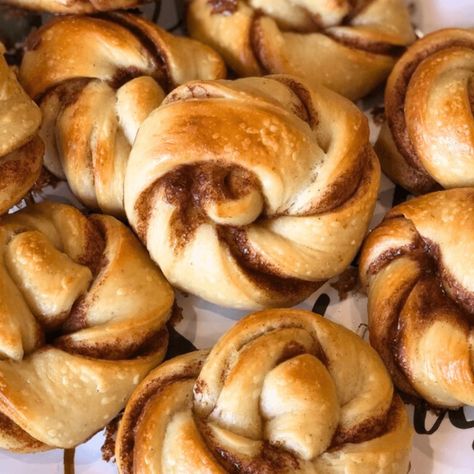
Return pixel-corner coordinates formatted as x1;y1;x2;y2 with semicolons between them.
187;0;415;100
376;28;474;194
19;13;226;216
360;189;474;408
124;75;380;309
0;0;146;13
0;42;42;215
115;309;413;473
0;201;174;452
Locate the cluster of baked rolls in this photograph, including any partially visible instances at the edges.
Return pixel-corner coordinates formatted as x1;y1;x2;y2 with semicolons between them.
0;0;471;472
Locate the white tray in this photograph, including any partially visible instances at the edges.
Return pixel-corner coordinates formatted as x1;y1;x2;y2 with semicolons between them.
0;0;473;472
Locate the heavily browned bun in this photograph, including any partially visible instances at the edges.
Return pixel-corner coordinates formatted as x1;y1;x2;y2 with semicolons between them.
360;189;474;408
377;28;474;194
0;200;174;452
187;0;415;100
115;309;413;473
0;43;42;215
124;75;380;309
19;13;226;217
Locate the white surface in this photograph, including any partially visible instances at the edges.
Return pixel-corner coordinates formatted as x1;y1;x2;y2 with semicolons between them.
0;0;473;472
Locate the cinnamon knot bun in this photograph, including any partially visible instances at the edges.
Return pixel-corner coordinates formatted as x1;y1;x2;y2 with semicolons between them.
187;0;415;100
376;28;474;194
124;75;381;309
19;13;226;216
115;309;413;473
0;0;146;14
0;200;174;452
360;189;474;408
0;43;42;215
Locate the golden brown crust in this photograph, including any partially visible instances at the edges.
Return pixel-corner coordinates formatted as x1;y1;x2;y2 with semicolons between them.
360;188;474;408
377;28;474;194
0;43;43;215
19;14;226;217
187;0;415;100
0;200;174;451
116;310;413;473
1;0;147;13
124;75;380;309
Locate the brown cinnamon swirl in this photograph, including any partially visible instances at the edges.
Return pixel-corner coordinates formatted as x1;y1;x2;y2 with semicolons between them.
0;200;174;452
115;309;413;473
187;0;415;100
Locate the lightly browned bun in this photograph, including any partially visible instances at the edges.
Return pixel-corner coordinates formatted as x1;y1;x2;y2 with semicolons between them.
360;188;474;408
187;0;415;100
115;309;413;473
0;200;174;452
0;42;43;215
376;28;474;194
124;74;380;309
19;13;226;217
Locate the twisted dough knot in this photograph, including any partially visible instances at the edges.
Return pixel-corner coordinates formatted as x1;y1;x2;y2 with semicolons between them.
19;13;225;217
125;76;380;309
377;28;474;194
360;189;474;408
1;0;146;13
187;0;415;100
0;43;43;215
0;201;173;452
116;310;412;474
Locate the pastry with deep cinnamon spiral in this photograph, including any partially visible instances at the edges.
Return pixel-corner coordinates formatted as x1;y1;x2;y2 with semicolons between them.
115;309;413;473
360;189;474;408
125;75;380;309
187;0;415;100
0;200;174;452
0;0;145;14
0;43;42;215
376;28;474;194
19;13;225;217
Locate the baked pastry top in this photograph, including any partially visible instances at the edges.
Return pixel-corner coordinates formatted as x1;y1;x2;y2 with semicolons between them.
19;13;226;217
1;0;148;14
0;42;43;215
376;28;474;194
0;200;174;452
360;189;474;408
125;75;380;309
187;0;415;100
115;309;413;473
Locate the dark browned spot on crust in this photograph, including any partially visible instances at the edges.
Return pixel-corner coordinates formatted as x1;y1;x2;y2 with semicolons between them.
275;341;307;365
0;411;46;452
208;0;237;15
249;14;271;76
330;267;360;300
168;300;183;327
109;66;146;89
115;360;205;474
